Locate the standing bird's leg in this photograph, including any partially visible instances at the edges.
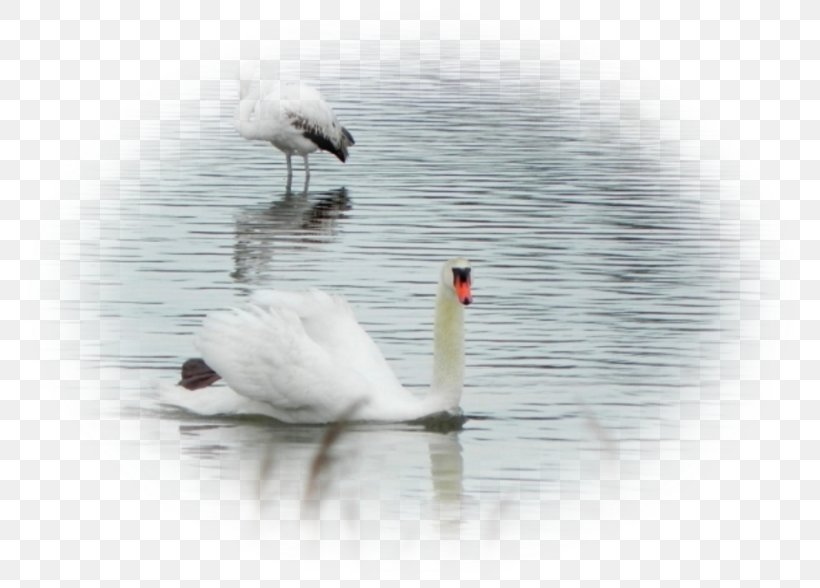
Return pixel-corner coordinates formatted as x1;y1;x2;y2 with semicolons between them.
285;154;293;192
303;154;311;191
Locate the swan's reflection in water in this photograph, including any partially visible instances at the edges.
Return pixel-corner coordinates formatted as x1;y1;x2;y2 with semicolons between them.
170;411;468;526
231;187;352;285
427;432;465;532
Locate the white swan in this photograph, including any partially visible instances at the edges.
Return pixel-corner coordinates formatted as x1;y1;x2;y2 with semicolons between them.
236;80;355;187
164;258;473;424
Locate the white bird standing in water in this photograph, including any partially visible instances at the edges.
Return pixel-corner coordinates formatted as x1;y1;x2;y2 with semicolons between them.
235;80;355;189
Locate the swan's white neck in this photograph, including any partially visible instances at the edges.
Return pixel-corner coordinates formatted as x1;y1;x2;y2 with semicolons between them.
431;282;465;410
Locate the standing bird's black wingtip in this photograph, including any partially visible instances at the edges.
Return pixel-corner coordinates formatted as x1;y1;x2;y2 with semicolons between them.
301;129;350;163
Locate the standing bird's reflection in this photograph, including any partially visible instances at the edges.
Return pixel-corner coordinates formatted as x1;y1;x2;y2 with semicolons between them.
231;187;352;285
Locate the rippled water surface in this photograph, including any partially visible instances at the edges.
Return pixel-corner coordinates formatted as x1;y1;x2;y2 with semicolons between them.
100;61;725;520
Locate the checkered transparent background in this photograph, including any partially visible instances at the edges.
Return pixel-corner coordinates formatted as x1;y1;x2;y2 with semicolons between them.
3;0;817;585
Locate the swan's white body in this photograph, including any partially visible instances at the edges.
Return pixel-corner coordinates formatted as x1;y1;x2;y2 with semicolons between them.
236;80;354;186
163;259;473;424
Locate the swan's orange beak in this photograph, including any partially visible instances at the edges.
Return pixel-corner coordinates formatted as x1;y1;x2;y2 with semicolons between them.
453;269;473;306
456;281;472;305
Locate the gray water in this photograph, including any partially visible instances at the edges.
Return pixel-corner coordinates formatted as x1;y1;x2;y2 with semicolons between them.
99;61;725;523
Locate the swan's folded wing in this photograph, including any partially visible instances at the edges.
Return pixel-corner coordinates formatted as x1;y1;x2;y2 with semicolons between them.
194;303;373;423
250;290;403;391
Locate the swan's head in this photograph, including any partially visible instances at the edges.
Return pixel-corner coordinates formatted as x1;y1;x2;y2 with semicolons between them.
441;258;473;306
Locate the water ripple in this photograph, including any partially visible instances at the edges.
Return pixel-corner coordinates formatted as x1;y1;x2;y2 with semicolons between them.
100;64;730;509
